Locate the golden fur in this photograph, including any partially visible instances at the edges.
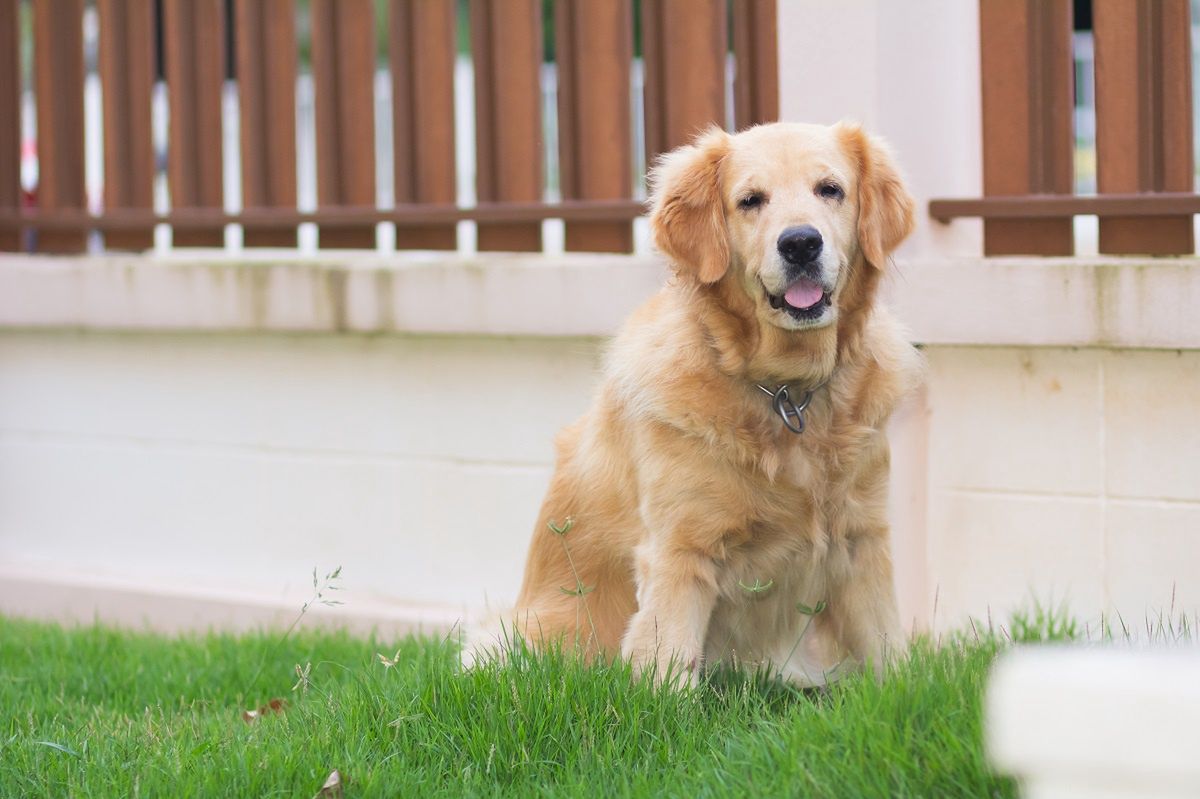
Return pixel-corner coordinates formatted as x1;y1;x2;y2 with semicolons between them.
473;122;923;685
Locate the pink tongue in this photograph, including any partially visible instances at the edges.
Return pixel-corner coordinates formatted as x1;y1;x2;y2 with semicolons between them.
784;278;824;310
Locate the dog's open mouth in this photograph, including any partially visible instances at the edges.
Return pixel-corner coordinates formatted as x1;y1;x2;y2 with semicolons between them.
766;277;832;319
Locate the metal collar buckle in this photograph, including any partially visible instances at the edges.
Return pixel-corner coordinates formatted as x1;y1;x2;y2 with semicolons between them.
755;382;818;434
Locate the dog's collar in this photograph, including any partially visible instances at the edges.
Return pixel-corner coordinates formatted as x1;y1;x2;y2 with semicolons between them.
755;378;829;434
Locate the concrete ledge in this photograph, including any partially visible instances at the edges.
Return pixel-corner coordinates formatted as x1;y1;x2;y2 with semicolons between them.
2;252;1200;348
0;251;667;339
0;564;463;638
887;257;1200;350
988;648;1200;798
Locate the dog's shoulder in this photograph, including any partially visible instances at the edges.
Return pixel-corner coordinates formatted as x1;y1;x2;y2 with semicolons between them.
604;288;710;405
601;287;763;447
840;305;925;429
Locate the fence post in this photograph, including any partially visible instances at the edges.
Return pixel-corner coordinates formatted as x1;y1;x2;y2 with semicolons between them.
642;0;726;165
390;0;457;250
33;0;87;253
97;0;156;251
470;0;543;252
555;0;633;253
235;0;298;247
163;0;225;248
979;0;1074;256
1093;0;1194;256
732;0;778;130
0;0;20;251
311;0;376;249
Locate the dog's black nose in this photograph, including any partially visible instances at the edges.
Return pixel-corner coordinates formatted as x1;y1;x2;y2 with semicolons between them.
777;225;823;264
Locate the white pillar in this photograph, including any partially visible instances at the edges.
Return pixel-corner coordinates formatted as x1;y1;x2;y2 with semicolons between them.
777;0;983;259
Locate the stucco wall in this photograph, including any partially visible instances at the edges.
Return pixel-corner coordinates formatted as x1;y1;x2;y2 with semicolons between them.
0;328;601;634
924;346;1200;629
2;254;1197;635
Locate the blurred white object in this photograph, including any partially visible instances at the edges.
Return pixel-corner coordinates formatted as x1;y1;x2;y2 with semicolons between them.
988;648;1200;799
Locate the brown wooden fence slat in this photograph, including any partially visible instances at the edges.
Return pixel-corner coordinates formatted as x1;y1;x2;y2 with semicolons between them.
0;0;20;251
732;0;778;130
98;0;155;251
1094;0;1194;255
391;0;457;250
470;0;542;252
163;0;225;247
555;0;632;253
236;0;297;247
311;0;376;249
642;0;726;165
33;0;87;253
979;0;1074;256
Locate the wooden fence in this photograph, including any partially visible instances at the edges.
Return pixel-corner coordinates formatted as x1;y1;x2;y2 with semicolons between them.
0;0;778;255
931;0;1197;256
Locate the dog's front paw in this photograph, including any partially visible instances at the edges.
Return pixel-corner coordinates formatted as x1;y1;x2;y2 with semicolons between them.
661;656;702;689
640;654;700;690
624;641;701;689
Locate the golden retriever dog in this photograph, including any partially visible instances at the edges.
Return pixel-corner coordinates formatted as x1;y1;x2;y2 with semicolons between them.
472;121;922;686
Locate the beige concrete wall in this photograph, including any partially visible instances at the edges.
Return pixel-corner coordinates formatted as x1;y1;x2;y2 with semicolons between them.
2;255;1190;633
2;254;1198;635
924;347;1200;630
0;328;602;633
6;332;1194;635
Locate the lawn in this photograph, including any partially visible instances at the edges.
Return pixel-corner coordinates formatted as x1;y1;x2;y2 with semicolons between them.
0;613;1020;798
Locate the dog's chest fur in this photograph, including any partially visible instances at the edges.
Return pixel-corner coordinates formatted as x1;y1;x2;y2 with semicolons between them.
700;400;887;678
603;297;919;673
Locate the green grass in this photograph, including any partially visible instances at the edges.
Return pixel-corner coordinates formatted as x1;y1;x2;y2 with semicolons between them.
0;614;1018;798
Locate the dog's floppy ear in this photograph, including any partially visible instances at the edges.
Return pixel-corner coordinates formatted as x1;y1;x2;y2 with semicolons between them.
648;127;732;283
837;122;915;269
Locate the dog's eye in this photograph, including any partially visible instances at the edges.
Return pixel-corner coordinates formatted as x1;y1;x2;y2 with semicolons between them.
817;182;844;201
737;192;766;211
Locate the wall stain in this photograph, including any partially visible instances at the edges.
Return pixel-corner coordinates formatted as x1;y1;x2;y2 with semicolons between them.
374;269;395;331
236;265;271;329
324;268;348;332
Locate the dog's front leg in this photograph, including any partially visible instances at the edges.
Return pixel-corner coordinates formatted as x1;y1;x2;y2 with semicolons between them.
828;532;905;678
621;542;719;687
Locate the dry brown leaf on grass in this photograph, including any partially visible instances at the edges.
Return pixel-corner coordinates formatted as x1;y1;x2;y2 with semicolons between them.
241;697;287;723
314;770;344;798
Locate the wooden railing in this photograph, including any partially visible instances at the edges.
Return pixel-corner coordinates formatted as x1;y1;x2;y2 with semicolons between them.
0;0;778;255
930;0;1197;256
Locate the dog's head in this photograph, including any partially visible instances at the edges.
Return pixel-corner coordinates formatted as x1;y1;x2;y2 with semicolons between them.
649;122;914;334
